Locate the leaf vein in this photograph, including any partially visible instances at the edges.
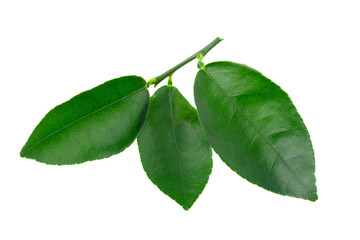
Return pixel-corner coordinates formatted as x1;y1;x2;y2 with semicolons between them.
168;87;188;209
202;68;312;197
22;87;146;154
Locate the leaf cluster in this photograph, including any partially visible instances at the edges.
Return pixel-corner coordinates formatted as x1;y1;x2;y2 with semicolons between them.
20;39;317;210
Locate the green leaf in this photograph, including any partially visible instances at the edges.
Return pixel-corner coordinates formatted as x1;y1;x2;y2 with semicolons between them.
194;61;317;201
20;76;149;165
137;86;212;210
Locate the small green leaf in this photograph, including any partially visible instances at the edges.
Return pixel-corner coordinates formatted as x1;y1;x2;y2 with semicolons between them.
137;86;212;210
194;61;317;201
20;76;149;165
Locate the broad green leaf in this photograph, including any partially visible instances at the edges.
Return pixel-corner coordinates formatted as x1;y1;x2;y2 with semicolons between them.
20;76;149;165
194;61;317;201
137;86;212;210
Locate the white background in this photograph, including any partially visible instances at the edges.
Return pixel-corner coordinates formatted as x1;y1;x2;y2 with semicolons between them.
1;0;359;239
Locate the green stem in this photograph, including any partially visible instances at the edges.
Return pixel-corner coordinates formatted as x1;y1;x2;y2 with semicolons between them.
146;37;223;87
168;75;173;86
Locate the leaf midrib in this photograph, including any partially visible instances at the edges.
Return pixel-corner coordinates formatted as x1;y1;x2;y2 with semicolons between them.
22;87;146;154
201;68;312;197
168;87;188;209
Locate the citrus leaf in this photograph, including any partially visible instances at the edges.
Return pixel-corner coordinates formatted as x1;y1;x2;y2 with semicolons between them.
20;75;149;165
194;61;317;201
137;86;212;210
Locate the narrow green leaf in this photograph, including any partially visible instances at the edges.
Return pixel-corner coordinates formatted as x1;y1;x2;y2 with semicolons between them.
194;61;317;201
20;76;149;165
137;86;212;210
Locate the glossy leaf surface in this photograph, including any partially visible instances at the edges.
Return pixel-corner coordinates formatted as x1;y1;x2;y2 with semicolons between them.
137;86;212;210
21;76;149;165
194;61;317;201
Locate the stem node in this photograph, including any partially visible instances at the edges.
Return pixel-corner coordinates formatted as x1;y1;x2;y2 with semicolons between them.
146;37;223;87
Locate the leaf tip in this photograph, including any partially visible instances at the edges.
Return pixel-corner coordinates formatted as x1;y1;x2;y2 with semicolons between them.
308;193;318;202
19;147;27;158
182;205;191;211
181;200;196;211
